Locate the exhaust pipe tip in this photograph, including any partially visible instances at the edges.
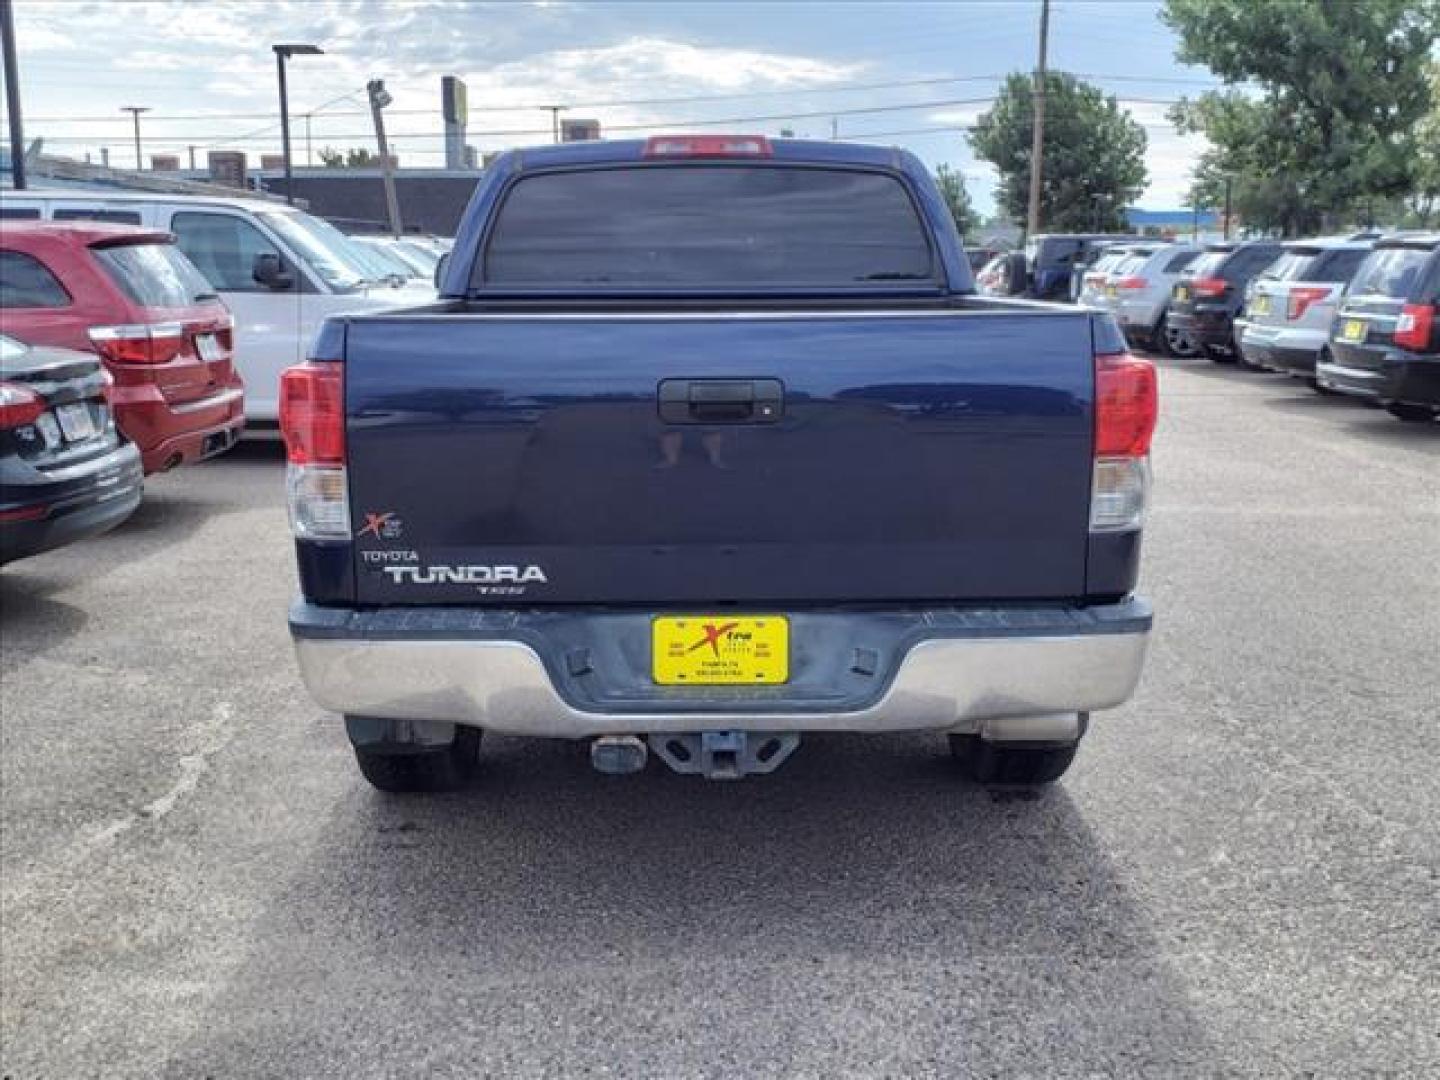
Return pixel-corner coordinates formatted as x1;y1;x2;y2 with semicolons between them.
590;735;648;776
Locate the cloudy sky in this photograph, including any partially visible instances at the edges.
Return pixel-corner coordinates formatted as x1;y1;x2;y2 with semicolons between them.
6;0;1219;214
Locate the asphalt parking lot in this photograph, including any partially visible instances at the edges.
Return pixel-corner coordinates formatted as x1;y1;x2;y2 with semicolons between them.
2;354;1437;1078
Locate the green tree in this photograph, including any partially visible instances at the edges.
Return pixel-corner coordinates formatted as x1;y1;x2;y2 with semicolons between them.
1408;63;1440;226
317;146;381;168
1163;0;1440;234
969;71;1148;233
933;164;978;240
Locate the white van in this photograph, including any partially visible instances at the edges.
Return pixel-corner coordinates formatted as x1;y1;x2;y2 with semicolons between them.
1;190;435;423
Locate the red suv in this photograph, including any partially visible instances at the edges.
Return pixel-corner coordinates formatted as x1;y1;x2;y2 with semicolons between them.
0;222;244;473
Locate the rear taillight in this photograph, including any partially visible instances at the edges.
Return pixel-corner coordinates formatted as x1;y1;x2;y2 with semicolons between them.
643;134;772;158
87;323;185;365
1190;277;1228;298
1286;286;1332;322
0;382;46;430
280;361;348;539
1114;276;1148;291
1394;303;1436;351
1091;352;1157;532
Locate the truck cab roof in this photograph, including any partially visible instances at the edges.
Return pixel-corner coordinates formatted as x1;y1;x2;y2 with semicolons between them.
493;136;916;175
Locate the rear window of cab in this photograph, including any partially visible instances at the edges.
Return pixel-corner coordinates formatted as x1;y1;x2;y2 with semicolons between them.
481;165;937;289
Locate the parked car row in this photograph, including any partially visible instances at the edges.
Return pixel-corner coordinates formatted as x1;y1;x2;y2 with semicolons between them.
1314;234;1440;421
1;194;449;564
3;191;434;424
2;222;244;474
1080;241;1205;356
0;220;235;561
1092;232;1438;424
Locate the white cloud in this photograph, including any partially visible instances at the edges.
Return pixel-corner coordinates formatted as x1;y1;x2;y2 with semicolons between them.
15;24;73;51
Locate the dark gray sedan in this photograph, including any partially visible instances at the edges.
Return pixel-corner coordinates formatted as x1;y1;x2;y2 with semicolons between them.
0;334;142;564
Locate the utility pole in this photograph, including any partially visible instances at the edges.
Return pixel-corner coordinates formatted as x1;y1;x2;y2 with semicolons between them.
1222;175;1233;240
121;105;149;170
547;105;563;143
304;113;312;166
1026;0;1051;239
368;78;403;238
187;145;196;170
1;0;26;189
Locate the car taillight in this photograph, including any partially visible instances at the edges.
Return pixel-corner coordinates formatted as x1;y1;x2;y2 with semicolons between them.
1190;277;1228;298
1286;286;1332;321
1114;276;1148;291
280;361;349;539
1091;351;1157;532
1394;303;1436;351
87;323;185;365
0;382;46;430
643;134;772;158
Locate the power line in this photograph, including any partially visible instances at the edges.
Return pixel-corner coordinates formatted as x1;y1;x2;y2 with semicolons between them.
7;75;1009;124
5;71;1217;127
25;92;1192;146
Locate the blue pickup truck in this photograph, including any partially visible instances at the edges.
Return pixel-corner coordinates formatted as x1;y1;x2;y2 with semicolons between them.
282;136;1156;792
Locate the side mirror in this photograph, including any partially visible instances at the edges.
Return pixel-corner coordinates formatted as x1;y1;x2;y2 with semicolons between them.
433;251;451;292
252;252;294;291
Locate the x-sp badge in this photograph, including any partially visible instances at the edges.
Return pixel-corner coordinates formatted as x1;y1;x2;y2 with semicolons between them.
357;511;403;540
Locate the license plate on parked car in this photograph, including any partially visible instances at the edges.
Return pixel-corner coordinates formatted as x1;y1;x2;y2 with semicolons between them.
1174;286;1189;302
1251;295;1271;316
56;402;96;442
652;616;789;685
195;333;223;363
1105;285;1118;300
1341;319;1367;342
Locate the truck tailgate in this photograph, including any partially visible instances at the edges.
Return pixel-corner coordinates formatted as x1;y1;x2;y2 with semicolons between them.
344;309;1096;605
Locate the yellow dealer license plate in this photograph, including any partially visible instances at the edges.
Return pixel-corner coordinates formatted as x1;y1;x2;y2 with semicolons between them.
1342;318;1367;342
1174;286;1189;302
652;616;789;685
1251;295;1271;315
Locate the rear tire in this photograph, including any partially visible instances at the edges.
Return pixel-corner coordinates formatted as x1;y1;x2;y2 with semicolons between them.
948;735;1078;786
353;726;482;793
1160;320;1201;358
1385;402;1438;423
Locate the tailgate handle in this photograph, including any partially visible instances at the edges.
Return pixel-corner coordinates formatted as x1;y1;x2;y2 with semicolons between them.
658;379;783;424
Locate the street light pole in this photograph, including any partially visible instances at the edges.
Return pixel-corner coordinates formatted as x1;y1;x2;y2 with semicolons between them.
121;105;149;170
1;0;27;189
272;43;323;204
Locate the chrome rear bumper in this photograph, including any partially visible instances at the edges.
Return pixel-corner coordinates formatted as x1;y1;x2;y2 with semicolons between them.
291;599;1152;740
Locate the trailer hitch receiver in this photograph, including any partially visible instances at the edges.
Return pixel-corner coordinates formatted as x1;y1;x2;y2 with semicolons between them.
649;731;800;780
